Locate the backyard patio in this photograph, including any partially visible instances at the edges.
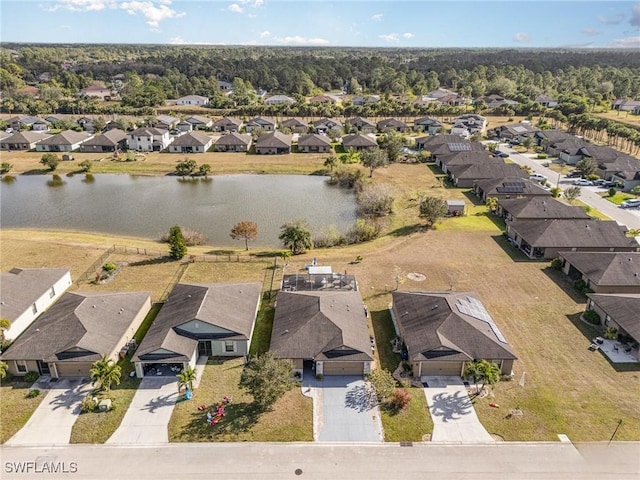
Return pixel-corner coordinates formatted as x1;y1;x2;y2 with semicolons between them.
590;337;639;364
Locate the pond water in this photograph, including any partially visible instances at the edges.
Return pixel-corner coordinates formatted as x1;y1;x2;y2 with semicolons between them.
0;174;357;247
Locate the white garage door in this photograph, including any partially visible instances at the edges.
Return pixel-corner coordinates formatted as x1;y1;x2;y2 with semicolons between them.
323;362;364;376
55;362;93;377
420;361;462;376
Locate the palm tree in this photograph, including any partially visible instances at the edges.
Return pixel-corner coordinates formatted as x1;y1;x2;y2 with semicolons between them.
464;361;484;395
477;360;501;393
89;356;121;395
177;366;197;393
279;221;313;255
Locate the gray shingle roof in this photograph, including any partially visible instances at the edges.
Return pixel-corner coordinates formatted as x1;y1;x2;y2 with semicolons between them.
256;131;292;148
270;290;373;362
586;294;640;340
499;197;588;220
0;131;52;145
448;163;526;180
215;132;252;146
213;117;243;128
1;291;151;363
392;291;516;362
281;118;308;128
509;220;637;249
377;118;408;129
81;129;126;147
0;268;70;322
298;134;331;147
439;151;503;167
559;252;640;287
342;134;378;148
246;116;276;127
129;127;167;136
170;131;212;147
346;116;376;127
475;177;553;198
37;130;92;146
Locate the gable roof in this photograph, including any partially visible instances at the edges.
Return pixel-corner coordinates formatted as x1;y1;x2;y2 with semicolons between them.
559;252;640;287
1;131;52;145
342;133;378;148
213;117;243;127
177;95;209;102
535;130;574;143
215;132;252;146
578;145;621;163
430;141;485;156
509;219;636;249
155;115;178;125
37;130;92;146
81;129;126;147
587;294;640;340
0;268;70;322
246;116;276;127
281;118;308;128
270;290;373;361
448;162;526;180
1;291;151;363
133;283;261;363
129;127;167;137
377;118;408;129
475;177;553;198
499;197;588;220
414;117;442;126
346;116;376;127
438;151;503;167
415;134;469;146
392;291;516;362
256;131;292;148
298;133;332;147
185;115;212;125
313;118;342;128
170;131;212;147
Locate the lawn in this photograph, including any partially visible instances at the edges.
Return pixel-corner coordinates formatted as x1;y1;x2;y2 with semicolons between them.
168;357;312;442
0;379;46;444
599;191;637;205
380;388;432;442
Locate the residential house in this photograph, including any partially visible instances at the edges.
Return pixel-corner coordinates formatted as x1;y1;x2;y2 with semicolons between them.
351;95;380;106
281;118;309;134
489;122;539;140
345;116;376;134
497;197;589;222
133;283;261;378
429;141;486;164
245;116;276;133
79;129;127;153
611;99;640;112
392;291;517;377
413;117;442;134
77;116;95;133
596;156;640;184
127;127;172;152
552;138;591;164
35;130;93;152
309;94;339;104
479;94;519;109
436;93;467;107
506;219;637;260
214;132;252;152
176;120;193;133
437;151;502;173
184;115;213;130
447;163;527;188
212;117;243;133
105;120;126;131
79;86;114;100
535;130;575;148
377;118;409;133
313;118;343;135
255;131;292;154
297;133;332;153
414;134;470;151
153;115;179;130
0;131;51;151
1;291;151;378
474;177;552;203
6;115;41;130
535;94;558;108
0;268;72;341
585;294;640;361
31;119;50;132
342;133;378;151
265;95;295;105
168;131;213;153
270;290;373;377
424;88;458;100
217;81;232;91
451;114;487;135
176;95;209;106
559;252;640;294
577;145;621;167
611;164;640;192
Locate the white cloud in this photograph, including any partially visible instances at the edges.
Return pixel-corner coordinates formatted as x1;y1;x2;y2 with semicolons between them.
45;0;118;12
370;13;383;21
610;35;640;48
170;35;187;44
513;32;531;43
259;30;271;38
402;32;414;39
238;0;264;6
379;33;399;43
227;3;244;13
120;1;185;27
582;28;601;36
630;4;640;27
597;13;625;25
275;36;330;46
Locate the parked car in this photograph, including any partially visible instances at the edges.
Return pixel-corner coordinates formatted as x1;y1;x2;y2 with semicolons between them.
599;181;618;188
592;179;606;186
620;199;640;209
573;179;594;186
494;150;509;158
529;173;547;182
566;170;584;178
508;139;521;146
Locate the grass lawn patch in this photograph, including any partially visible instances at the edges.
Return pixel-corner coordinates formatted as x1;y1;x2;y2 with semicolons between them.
599;191;636;205
168;358;312;442
0;379;46;444
380;387;432;442
249;302;274;356
563;199;611;220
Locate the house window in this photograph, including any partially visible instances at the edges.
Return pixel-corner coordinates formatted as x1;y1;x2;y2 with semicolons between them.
224;341;235;353
604;315;611;327
49;286;56;299
32;303;38;315
16;360;27;373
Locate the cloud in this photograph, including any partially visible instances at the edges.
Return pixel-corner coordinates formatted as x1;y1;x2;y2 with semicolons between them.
581;28;601;36
379;33;399;43
402;32;414;39
370;13;383;21
597;13;625;25
610;35;640;48
45;0;118;12
227;3;244;13
120;1;185;27
238;0;263;6
631;4;640;27
275;36;330;46
259;30;271;38
170;35;187;44
513;32;531;43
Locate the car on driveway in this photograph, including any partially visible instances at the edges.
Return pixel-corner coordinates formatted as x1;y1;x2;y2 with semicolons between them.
566;170;584;178
529;173;547;183
573;179;594;186
599;181;618;188
494;150;509;158
620;199;640;209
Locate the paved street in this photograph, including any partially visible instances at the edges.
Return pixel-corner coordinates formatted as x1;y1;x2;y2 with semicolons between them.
1;442;638;479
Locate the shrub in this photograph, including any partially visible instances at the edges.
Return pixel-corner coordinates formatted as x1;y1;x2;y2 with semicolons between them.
550;187;561;198
574;279;591;295
26;389;40;398
80;395;98;413
536;153;548;159
347;218;384;244
388;388;412;412
315;373;324;381
313;225;347;248
603;326;618;340
583;309;601;325
357;183;394;217
0;162;13;174
160;226;206;246
79;160;92;172
24;371;40;383
608;187;617;197
102;262;117;273
329;167;365;191
587;174;600;181
550;258;563;270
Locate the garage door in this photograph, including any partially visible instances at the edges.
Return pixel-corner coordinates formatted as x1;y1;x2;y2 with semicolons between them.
55;362;93;377
323;362;364;376
420;361;462;376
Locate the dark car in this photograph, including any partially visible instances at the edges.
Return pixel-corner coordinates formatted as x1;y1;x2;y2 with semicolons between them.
566;170;584;178
494;150;509;158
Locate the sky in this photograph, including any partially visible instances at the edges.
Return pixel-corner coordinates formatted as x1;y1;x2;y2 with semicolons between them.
0;0;638;48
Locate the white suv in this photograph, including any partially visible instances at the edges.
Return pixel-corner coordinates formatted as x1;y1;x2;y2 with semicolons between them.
529;173;547;183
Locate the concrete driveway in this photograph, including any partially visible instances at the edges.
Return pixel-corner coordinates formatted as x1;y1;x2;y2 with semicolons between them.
423;376;493;443
107;376;178;444
314;375;383;442
6;377;91;445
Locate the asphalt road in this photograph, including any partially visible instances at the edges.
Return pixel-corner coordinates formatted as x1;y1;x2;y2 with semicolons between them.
497;144;640;230
1;442;638;479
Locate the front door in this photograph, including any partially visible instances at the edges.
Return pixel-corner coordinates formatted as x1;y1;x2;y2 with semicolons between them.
198;341;213;357
37;360;50;375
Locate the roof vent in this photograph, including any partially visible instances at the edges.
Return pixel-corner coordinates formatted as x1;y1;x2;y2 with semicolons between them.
282;329;289;335
92;305;97;308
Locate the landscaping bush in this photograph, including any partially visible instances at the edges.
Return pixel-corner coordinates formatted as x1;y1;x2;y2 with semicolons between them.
347;218;384;244
315;373;323;381
587;174;600;181
388;388;412;412
23;371;40;383
313;225;347;248
160;226;206;246
574;279;591;295
357;183;395;218
583;309;601;325
536;153;548;159
26;389;40;398
102;262;117;273
608;187;617;197
550;258;563;270
603;326;618;340
80;395;98;414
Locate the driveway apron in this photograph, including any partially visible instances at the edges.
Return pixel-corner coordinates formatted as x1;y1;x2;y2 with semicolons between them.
7;377;91;445
107;376;178;444
423;376;494;443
